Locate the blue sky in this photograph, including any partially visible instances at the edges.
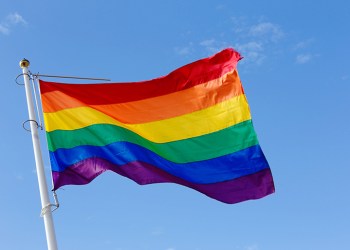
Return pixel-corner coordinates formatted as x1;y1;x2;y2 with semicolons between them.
1;1;349;250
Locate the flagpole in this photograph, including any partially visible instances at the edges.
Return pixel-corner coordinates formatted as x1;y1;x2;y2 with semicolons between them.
20;59;58;250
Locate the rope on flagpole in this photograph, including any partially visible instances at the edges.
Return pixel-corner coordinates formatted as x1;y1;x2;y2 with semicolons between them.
31;75;43;129
33;72;111;81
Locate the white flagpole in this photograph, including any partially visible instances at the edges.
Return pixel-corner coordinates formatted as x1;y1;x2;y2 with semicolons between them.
20;59;58;250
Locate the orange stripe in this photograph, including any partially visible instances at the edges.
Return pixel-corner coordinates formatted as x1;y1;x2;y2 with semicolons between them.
42;70;243;124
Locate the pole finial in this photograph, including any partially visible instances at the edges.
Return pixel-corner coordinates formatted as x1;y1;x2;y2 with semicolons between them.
19;58;30;68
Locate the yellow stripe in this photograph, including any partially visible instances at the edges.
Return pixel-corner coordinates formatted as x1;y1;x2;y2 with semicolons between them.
43;94;251;143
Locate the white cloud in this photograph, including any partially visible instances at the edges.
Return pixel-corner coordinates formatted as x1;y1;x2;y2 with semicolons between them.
0;12;27;35
249;22;284;42
199;38;231;55
230;18;285;65
234;41;265;65
199;39;216;47
236;41;263;51
294;40;317;64
176;16;319;66
174;13;321;67
244;244;259;250
231;16;248;35
341;75;348;81
216;4;225;10
174;46;191;56
0;24;9;35
16;174;24;181
7;12;27;25
294;39;313;50
150;227;164;236
296;53;312;64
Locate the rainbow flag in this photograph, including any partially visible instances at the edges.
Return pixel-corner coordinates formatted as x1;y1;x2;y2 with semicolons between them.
39;48;274;204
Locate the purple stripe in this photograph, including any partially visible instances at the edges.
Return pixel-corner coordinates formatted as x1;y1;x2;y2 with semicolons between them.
52;158;275;204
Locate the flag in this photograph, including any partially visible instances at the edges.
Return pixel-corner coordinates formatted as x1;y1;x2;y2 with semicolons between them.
39;48;275;204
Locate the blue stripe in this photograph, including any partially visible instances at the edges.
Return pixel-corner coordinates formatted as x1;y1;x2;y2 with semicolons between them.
50;143;269;184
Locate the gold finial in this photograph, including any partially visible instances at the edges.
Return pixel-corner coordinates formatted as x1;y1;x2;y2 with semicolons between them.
19;58;30;68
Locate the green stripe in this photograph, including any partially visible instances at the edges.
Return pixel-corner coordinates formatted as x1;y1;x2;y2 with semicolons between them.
47;120;258;164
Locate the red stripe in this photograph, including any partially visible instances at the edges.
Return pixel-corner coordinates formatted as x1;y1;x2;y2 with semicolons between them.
39;48;241;105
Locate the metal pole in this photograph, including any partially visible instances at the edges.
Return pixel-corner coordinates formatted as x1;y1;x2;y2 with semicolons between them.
20;59;58;250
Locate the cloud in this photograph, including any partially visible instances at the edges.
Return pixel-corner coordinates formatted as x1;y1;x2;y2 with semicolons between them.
199;39;216;47
199;39;228;54
0;24;9;35
235;41;263;51
216;4;226;10
244;244;259;250
15;174;24;181
174;47;191;55
294;39;318;64
7;12;27;25
176;16;318;66
175;16;287;67
0;12;27;35
234;41;265;65
150;227;164;236
249;22;283;42
340;75;348;81
294;39;314;50
231;16;248;35
296;53;312;64
174;42;195;56
230;18;285;65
